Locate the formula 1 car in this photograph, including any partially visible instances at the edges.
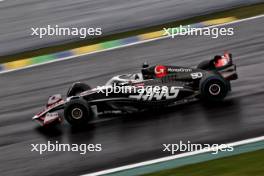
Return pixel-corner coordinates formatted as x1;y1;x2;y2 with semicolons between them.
33;53;238;127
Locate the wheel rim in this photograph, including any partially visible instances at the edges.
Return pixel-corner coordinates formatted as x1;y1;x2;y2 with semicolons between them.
209;84;221;95
71;108;83;119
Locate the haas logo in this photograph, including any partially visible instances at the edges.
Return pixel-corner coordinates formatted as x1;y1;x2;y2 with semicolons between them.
129;87;180;101
155;65;167;78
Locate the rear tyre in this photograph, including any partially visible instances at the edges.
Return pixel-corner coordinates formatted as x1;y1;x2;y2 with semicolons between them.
64;99;91;126
199;74;229;101
67;82;91;97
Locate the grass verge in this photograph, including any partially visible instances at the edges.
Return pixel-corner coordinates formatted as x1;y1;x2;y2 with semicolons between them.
143;149;264;176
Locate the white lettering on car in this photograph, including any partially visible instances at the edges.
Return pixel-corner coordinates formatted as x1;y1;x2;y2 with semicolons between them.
129;87;180;101
190;72;203;79
167;68;192;72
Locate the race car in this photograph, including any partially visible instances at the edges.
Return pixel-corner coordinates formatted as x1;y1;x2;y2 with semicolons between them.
33;52;238;127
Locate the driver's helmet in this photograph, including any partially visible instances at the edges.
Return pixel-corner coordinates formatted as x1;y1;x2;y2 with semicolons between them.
141;62;152;79
142;61;149;69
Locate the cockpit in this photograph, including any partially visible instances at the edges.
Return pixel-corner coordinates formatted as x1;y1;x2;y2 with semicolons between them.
105;73;144;86
105;62;154;86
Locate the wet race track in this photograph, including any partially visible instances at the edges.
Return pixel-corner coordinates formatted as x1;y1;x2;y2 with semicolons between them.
0;16;264;176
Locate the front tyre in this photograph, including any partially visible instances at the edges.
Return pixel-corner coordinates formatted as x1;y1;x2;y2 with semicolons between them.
64;99;91;126
199;74;229;101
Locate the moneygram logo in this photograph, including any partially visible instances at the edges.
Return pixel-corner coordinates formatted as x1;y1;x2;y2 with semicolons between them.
155;65;167;78
167;67;192;72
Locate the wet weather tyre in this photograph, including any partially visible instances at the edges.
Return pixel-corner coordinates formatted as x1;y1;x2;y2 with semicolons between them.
199;74;229;101
64;99;91;126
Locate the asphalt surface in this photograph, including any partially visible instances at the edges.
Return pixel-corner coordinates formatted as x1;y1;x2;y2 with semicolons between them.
0;0;262;56
0;16;264;176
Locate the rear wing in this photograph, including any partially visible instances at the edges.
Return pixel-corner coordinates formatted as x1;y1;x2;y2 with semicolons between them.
216;52;238;81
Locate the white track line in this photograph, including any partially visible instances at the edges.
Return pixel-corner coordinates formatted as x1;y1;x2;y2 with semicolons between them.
82;136;264;176
1;14;264;75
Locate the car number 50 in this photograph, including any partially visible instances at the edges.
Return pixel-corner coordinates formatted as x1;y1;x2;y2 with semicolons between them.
191;72;203;79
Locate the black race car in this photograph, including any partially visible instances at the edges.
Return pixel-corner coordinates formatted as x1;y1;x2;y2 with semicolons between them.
33;53;238;127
